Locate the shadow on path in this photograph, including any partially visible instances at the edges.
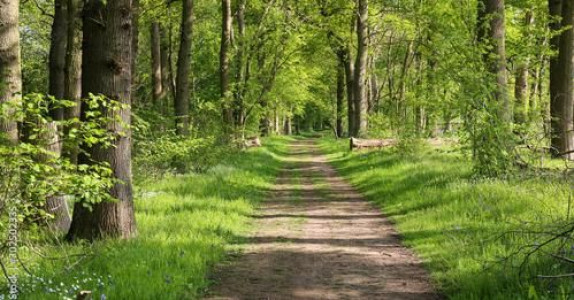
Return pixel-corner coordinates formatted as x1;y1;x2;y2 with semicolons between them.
205;139;439;300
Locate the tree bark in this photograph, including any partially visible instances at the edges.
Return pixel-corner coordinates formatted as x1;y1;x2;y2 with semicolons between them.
45;0;72;231
63;0;83;163
478;0;510;121
159;24;170;114
42;122;71;232
354;0;369;137
343;48;355;137
175;0;193;136
151;22;162;107
514;11;534;124
67;0;136;240
234;0;247;131
131;0;140;107
221;0;234;133
49;0;68;120
398;39;414;122
284;115;292;135
549;0;566;156
336;59;345;138
552;0;574;159
0;0;21;143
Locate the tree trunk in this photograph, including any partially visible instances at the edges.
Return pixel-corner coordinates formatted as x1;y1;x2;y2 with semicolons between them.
552;0;574;159
159;24;170;115
0;0;21;143
220;0;233;132
336;59;345;138
234;0;247;131
398;40;414;123
67;0;136;240
478;0;510;121
151;22;162;107
175;0;193;136
369;70;378;114
530;41;546;122
63;0;83;163
284;115;292;135
131;0;140;107
354;0;369;137
274;107;280;135
42;122;71;232
45;0;71;231
514;11;534;124
549;0;565;155
49;0;68;120
343;48;355;137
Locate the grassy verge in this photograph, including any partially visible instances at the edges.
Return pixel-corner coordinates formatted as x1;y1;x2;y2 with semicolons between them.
16;136;291;299
319;137;574;299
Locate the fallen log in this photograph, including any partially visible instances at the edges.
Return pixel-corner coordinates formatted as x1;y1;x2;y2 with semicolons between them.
244;137;262;148
350;137;397;151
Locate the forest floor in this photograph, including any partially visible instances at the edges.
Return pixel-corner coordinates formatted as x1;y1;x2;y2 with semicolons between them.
205;138;438;299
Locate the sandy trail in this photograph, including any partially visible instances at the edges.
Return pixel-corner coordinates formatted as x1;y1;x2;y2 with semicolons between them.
205;139;439;299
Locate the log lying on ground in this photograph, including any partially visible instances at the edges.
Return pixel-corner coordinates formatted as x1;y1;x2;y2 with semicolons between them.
244;137;262;148
427;138;459;147
350;137;397;151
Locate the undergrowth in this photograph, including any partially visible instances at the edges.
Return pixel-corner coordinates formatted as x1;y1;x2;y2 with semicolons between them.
11;136;291;299
320;137;574;300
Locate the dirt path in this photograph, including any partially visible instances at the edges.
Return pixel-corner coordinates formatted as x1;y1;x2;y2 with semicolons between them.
205;139;439;299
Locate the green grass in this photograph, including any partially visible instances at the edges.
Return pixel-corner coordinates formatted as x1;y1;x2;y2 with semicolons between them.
319;137;574;300
14;136;292;299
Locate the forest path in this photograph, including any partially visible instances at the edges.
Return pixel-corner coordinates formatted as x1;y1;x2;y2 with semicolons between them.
205;138;439;299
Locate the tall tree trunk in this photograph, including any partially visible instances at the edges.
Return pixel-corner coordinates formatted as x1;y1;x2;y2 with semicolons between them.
354;0;369;137
369;69;378;114
159;24;170;115
49;0;68;120
530;39;547;123
414;52;425;134
46;0;71;231
398;40;414;122
284;112;292;135
514;11;534;124
549;0;565;155
220;0;233;133
64;0;83;163
478;0;510;121
234;0;246;132
42;122;71;232
131;0;140;107
553;0;574;159
67;0;136;240
336;59;345;138
514;66;529;124
0;0;22;143
175;0;193;136
344;49;355;137
151;22;162;107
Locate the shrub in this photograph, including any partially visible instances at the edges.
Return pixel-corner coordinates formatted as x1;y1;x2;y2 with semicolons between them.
133;135;233;182
0;93;119;243
395;136;430;159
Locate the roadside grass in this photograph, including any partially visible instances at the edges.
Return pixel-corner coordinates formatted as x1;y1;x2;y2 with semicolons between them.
14;136;292;300
319;137;574;299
